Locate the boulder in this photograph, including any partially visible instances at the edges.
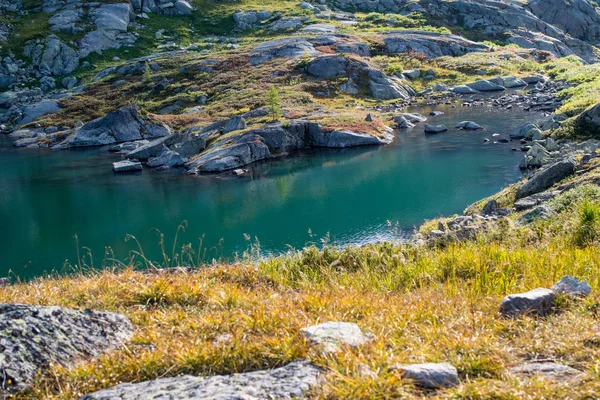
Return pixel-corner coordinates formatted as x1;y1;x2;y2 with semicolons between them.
368;69;414;100
173;0;193;15
82;361;320;400
519;204;555;223
424;124;448;134
395;363;459;389
456;121;482;130
147;150;185;168
249;37;319;65
516;159;577;199
510;361;583;382
499;288;556;317
23;35;79;76
575;103;600;137
551;276;592;298
311;129;392;148
113;160;142;172
0;304;132;392
301;322;371;353
510;124;542;140
19;100;61;125
189;116;247;137
452;85;478;94
398;113;427;123
490;76;527;88
467;79;505;92
56;106;170;148
186;134;271;173
395;116;415;129
307;55;353;79
383;30;489;59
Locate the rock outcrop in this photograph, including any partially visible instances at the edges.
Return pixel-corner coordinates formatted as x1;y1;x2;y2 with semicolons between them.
0;304;133;393
384;30;489;59
82;361;321;399
55;106;170;148
307;55;413;100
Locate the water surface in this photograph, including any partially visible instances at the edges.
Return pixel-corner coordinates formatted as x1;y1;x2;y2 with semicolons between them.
0;103;542;278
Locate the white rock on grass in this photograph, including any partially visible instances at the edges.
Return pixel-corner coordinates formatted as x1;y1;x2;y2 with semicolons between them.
81;360;321;400
499;288;556;317
551;276;592;298
510;361;583;382
394;363;459;389
301;321;371;353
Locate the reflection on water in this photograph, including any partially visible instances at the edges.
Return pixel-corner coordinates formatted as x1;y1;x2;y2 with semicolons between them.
0;103;541;278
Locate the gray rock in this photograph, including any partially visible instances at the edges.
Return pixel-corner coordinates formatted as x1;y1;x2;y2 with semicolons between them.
186;134;271;173
575;103;600;137
250;37;318;65
307;55;352;79
551;276;592;298
424;124;448;134
19;100;61;125
337;42;370;57
368;69;414;100
528;0;600;42
395;363;459;389
301;322;370;353
189;116;246;137
500;288;556;317
62;76;78;90
24;35;79;76
113;160;143;172
467;79;505;92
311;129;392;148
174;0;193;15
269;17;303;32
519;204;555;224
56;106;170;148
397;113;426;123
452;85;479;94
0;91;18;108
81;360;321;400
456;121;482;130
394;116;415;129
491;76;527;88
147;150;185;168
516;159;577;199
303;24;336;33
510;123;542;140
384;30;489;59
510;361;583;382
0;304;132;392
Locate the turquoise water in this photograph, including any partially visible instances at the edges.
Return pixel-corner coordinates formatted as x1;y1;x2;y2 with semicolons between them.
0;104;541;278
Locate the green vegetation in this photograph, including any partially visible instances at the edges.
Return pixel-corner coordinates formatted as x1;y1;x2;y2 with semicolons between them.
266;85;282;121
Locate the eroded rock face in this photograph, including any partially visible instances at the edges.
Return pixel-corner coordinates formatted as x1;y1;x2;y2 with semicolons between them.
23;35;79;76
384;30;489;59
55;106;170;148
0;304;133;393
82;361;321;400
575;104;600;137
527;0;600;43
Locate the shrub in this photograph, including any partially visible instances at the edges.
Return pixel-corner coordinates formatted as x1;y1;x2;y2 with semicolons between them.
266;85;281;122
574;199;600;246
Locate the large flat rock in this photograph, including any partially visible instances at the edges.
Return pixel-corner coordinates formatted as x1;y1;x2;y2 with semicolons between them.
0;304;133;393
81;360;321;400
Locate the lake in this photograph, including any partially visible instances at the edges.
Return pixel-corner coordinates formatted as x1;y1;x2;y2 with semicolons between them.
0;102;543;278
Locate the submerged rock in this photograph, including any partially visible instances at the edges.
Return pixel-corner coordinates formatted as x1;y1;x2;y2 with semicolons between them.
301;321;371;353
456;121;482;130
82;360;321;400
424;124;448;134
499;288;556;317
395;363;459;389
0;304;132;393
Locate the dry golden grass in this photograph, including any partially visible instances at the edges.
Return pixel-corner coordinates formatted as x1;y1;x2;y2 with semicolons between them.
4;224;600;399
